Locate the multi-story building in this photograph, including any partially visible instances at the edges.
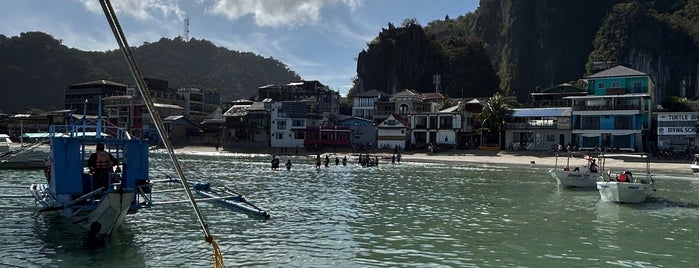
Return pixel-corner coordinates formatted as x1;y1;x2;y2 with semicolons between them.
407;107;462;148
505;107;572;151
64;80;127;115
175;87;221;120
567;65;654;151
222;99;271;146
270;101;314;148
352;89;388;121
258;80;340;116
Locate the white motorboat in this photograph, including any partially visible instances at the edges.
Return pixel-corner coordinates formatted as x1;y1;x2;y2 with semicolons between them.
549;152;601;188
691;154;699;174
596;154;654;203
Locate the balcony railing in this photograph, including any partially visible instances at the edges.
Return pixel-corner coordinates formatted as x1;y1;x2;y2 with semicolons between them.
505;122;558;129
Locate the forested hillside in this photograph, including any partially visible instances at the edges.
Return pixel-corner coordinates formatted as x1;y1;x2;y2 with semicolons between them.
0;32;300;113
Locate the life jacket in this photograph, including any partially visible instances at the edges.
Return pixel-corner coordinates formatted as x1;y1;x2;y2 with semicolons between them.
94;151;113;170
618;173;628;182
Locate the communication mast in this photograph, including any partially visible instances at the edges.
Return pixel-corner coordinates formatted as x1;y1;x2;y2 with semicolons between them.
433;74;441;93
184;17;190;40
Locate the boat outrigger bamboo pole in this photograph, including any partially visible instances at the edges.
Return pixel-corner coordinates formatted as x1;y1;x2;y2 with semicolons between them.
98;1;223;267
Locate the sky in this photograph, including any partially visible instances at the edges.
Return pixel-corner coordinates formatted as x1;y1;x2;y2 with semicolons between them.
0;0;479;97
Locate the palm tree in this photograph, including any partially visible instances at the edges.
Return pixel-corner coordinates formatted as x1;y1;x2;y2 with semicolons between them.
478;92;513;149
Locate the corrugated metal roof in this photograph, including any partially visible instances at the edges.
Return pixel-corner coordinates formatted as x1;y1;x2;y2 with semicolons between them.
587;65;647;78
510;107;571;117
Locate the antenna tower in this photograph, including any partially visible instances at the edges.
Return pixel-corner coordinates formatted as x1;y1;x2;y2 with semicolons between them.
184;17;190;40
433;74;441;93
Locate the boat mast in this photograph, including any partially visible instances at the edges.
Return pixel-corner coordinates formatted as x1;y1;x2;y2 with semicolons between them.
98;1;223;267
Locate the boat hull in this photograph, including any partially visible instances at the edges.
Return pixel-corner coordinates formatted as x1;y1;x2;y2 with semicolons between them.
549;169;598;188
31;183;136;236
596;181;652;203
691;164;699;175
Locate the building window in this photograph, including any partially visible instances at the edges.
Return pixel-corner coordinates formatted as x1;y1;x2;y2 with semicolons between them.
611;82;620;88
387;120;396;126
277;121;287;130
597;83;605;89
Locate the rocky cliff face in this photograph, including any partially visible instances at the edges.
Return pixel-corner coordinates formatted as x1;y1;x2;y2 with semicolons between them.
355;0;699;103
471;0;622;99
472;0;699;101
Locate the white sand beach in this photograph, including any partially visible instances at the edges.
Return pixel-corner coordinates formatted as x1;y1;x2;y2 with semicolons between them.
172;145;691;175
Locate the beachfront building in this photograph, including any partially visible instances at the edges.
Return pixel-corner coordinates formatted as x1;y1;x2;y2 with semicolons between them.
655;112;699;150
352;89;388;121
222;99;271;146
505;107;572;151
566;65;654;151
270;101;316;148
376;114;409;149
374;89;434;125
338;117;376;150
407;107;462;149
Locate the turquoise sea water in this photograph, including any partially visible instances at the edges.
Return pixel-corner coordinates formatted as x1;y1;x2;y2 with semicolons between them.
1;151;699;267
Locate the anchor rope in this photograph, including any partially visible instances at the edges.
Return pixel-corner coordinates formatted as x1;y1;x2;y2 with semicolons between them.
98;1;223;267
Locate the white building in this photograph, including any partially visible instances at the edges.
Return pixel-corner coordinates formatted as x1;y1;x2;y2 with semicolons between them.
377;114;409;149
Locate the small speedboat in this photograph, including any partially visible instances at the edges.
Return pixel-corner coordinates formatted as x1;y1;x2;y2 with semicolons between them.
691;154;699;175
549;152;601;188
596;154;654;203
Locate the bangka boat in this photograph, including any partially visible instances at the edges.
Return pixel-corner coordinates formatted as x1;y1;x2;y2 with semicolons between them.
691;154;699;175
596;153;654;203
0;142;50;169
29;115;153;241
549;152;601;188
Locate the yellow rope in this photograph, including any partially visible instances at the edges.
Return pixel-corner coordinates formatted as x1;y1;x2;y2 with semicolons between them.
208;235;225;268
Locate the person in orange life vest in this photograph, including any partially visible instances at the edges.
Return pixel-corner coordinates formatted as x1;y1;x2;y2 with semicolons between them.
87;143;118;190
617;171;629;182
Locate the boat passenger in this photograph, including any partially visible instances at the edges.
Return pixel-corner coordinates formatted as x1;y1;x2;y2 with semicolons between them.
589;160;598;173
87;143;118;191
618;171;628;182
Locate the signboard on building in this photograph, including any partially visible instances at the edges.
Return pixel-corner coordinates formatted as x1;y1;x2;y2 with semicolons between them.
657;127;697;135
657;113;699;121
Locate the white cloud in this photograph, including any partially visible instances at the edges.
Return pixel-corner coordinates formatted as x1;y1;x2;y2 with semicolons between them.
77;0;185;21
205;0;362;27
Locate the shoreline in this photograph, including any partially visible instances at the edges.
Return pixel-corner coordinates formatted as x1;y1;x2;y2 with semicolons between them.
171;145;693;176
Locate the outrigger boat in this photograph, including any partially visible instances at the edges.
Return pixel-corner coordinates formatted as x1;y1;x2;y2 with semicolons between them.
549;152;601;188
596;153;654;203
29;113;153;240
155;175;270;219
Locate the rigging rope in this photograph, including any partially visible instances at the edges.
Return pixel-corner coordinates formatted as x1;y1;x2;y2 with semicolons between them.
98;1;223;267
